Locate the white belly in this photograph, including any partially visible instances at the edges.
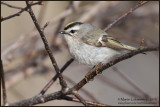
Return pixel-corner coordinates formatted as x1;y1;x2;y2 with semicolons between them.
68;40;120;66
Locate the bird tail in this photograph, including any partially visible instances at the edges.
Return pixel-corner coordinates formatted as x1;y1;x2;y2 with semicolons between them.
122;44;137;50
123;44;146;54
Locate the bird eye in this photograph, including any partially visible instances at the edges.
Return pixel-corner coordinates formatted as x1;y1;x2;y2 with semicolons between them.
70;30;76;33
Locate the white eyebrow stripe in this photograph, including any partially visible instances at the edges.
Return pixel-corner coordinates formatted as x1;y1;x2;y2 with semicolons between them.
70;25;80;30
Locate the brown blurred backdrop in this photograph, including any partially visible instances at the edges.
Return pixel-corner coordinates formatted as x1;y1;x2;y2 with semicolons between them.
1;1;159;106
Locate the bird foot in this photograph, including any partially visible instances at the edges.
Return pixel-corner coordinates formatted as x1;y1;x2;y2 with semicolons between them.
95;62;104;74
85;62;104;82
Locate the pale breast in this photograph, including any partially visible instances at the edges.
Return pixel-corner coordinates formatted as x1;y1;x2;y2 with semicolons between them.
68;41;120;66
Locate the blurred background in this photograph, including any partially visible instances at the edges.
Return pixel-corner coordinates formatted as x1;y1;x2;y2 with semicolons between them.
1;1;159;106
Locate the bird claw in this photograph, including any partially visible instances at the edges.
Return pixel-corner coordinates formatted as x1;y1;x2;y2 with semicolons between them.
85;62;104;82
95;62;104;74
85;71;92;82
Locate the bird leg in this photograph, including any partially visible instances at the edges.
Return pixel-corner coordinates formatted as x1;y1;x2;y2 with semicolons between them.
95;62;104;74
85;66;95;82
85;62;104;82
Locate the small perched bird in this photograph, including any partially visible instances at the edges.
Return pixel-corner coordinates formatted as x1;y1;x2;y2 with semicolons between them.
59;22;137;66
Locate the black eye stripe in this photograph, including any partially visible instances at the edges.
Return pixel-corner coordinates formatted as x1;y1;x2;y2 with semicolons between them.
64;22;82;30
70;30;76;33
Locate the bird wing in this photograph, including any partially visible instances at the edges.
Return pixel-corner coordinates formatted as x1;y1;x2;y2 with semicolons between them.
81;33;137;51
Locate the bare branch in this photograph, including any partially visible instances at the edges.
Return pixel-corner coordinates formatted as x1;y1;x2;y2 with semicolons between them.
1;60;8;105
73;92;88;106
62;96;108;106
26;1;67;92
1;1;43;22
1;1;23;10
64;74;99;102
104;1;149;31
1;1;82;63
38;1;80;96
39;58;74;95
9;91;63;106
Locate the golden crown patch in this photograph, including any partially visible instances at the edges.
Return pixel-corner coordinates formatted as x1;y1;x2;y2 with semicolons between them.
64;22;82;30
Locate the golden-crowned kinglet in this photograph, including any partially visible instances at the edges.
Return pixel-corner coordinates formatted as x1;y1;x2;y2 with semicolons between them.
59;22;137;66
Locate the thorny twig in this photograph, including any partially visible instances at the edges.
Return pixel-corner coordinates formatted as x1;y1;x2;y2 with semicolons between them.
104;1;149;31
26;1;67;92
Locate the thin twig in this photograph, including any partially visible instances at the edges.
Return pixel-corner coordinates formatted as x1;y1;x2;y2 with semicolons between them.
39;58;74;95
1;1;82;63
62;96;108;106
41;21;49;31
4;49;48;89
26;1;67;92
112;66;158;104
9;91;63;106
112;66;150;98
39;1;77;95
64;74;99;102
104;1;149;31
1;1;43;22
1;1;23;10
97;75;142;98
73;92;88;106
1;59;8;105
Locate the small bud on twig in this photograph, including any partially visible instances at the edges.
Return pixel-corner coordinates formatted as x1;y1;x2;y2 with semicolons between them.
41;21;50;31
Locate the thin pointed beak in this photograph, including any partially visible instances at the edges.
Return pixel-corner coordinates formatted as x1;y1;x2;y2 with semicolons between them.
59;31;67;34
